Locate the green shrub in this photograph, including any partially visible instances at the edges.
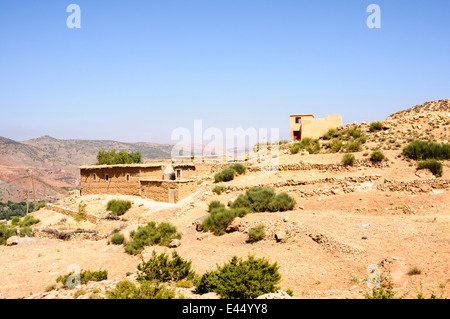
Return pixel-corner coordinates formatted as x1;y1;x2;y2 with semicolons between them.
407;266;422;276
208;200;225;212
34;202;46;212
321;128;341;140
19;226;34;237
176;280;194;288
96;150;143;165
212;185;225;195
18;215;40;227
369;121;385;132
417;159;443;177
137;250;195;283
56;269;108;287
289;138;320;154
106;280;176;299
342;153;356;166
328;139;343;153
76;203;87;221
229;163;246;175
289;142;301;154
201;206;248;236
106;199;132;216
364;279;396;299
214;168;236;183
0;224;17;245
347;127;363;139
402;140;450;160
195;255;281;299
110;232;125;245
248;225;265;242
11;216;20;226
230;187;296;213
267;193;296;212
124;222;181;255
343;138;362;152
370;151;386;162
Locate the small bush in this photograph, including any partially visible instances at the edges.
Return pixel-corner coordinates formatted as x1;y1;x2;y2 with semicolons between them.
11;216;20;226
369;121;385;132
407;267;422;276
229;163;246;175
107;199;132;216
194;255;281;299
106;280;176;299
289;142;301;154
347;127;363;139
248;225;265;242
208;200;225;212
214;168;236;183
321;128;341;140
57;269;108;288
19;226;34;237
124;222;181;255
110;233;125;245
402;140;450;160
230;187;296;213
137;250;195;283
365;279;396;299
176;280;194;288
289;138;320;154
76;204;87;221
19;215;40;227
0;224;17;245
342;153;356;166
34;202;46;212
370;151;386;162
267;193;296;212
417;159;443;177
201;206;248;236
212;185;225;195
343;139;362;153
328;139;343;153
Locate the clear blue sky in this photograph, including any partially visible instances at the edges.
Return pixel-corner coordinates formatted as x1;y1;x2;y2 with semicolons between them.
1;0;449;143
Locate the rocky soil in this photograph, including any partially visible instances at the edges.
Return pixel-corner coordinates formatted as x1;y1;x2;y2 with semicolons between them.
1;99;449;299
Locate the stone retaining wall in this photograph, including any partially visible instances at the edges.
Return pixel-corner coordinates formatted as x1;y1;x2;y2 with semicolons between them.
45;204;100;224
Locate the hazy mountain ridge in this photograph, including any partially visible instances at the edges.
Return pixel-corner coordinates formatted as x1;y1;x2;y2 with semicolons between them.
0;136;174;202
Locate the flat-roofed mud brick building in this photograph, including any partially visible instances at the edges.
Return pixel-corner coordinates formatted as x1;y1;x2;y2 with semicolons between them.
290;114;342;141
80;162;196;203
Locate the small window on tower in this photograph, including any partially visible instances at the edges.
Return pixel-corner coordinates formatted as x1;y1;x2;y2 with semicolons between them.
93;174;97;181
105;174;109;182
126;174;130;182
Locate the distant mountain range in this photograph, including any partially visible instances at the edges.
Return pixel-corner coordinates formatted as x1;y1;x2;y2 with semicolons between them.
0;135;173;202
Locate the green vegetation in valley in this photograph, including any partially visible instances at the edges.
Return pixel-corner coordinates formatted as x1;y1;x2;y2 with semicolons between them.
96;150;143;165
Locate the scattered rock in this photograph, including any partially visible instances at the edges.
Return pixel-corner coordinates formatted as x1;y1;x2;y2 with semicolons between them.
226;218;242;233
196;232;213;241
169;239;181;248
415;169;435;179
256;290;292;299
6;236;19;246
274;231;287;242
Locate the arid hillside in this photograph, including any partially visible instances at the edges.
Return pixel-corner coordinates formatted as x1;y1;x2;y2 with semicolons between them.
0;99;449;300
0;136;173;202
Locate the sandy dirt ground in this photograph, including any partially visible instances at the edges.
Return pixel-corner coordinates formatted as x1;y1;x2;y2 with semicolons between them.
1;146;449;299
